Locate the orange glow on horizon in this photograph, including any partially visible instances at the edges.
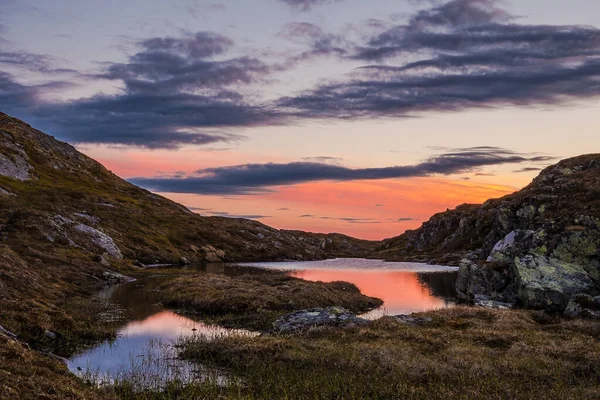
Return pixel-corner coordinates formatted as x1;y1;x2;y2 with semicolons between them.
80;145;519;240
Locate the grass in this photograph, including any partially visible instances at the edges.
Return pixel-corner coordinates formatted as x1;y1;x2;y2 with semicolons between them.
157;267;383;331
175;307;600;400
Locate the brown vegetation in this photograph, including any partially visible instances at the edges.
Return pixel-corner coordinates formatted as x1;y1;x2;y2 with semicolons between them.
158;268;383;331
178;306;600;400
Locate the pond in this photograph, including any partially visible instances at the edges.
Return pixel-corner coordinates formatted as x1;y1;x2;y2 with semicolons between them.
234;258;458;319
68;258;458;387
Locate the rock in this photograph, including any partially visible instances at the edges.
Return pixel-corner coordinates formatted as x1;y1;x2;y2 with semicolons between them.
474;297;515;309
0;325;17;340
564;294;600;319
0;186;15;196
487;230;535;265
202;245;226;262
102;271;135;285
180;257;191;265
513;254;595;310
0;151;33;181
393;314;433;325
43;330;57;340
273;307;369;334
74;224;123;259
456;259;514;303
73;212;100;225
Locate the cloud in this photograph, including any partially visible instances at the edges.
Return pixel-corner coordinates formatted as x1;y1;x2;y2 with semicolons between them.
130;146;554;195
300;214;383;224
301;156;343;164
514;167;542;173
280;0;600;119
2;31;281;148
298;214;415;224
101;32;269;94
5;0;600;149
278;0;343;11
205;211;272;219
277;22;348;67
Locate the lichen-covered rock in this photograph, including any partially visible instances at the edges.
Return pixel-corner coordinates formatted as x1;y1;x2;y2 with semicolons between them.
487;230;535;265
273;307;369;334
513;255;595;310
75;224;123;259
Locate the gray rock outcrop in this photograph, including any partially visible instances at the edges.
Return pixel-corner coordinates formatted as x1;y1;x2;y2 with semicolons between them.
513;255;594;310
273;307;369;334
74;224;123;259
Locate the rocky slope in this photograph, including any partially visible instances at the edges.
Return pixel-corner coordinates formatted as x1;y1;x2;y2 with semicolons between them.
0;111;378;398
0;112;375;266
375;154;600;312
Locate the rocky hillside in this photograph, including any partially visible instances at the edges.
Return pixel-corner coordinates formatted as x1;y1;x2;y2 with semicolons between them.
0;112;375;266
375;154;600;312
0;111;376;348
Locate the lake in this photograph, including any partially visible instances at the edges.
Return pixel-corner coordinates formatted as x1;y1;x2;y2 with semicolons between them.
68;258;458;387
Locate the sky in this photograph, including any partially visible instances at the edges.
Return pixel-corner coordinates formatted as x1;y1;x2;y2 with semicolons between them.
1;0;600;240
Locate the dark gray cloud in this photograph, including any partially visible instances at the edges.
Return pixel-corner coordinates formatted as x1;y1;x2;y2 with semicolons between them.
397;218;415;222
514;167;542;173
130;147;554;195
4;0;600;149
278;0;343;11
280;0;600;118
1;31;280;148
102;32;269;94
33;91;269;148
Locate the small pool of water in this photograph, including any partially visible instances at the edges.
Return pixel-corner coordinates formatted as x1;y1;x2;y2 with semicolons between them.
67;277;256;387
235;258;459;319
68;258;458;387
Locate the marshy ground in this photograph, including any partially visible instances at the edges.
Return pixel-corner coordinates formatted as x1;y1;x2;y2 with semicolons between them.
2;264;600;400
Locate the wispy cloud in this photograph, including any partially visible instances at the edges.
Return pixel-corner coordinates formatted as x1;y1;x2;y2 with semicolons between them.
130;146;554;195
205;211;272;219
278;0;344;12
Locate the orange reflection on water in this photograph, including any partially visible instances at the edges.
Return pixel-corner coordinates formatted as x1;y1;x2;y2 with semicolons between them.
290;269;454;316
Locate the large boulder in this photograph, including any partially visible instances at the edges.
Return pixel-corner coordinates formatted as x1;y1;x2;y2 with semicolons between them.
513;254;595;310
456;259;516;303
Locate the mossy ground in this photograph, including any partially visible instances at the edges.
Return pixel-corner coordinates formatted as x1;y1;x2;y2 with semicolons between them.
173;307;600;400
157;267;383;331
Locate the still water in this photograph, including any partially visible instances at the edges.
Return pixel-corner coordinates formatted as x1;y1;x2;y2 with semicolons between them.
68;259;457;386
235;258;458;319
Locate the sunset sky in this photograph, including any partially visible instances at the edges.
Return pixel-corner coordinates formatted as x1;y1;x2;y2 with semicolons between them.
1;0;599;239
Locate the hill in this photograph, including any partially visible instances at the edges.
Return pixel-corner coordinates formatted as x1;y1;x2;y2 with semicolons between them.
0;112;376;398
375;154;600;311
